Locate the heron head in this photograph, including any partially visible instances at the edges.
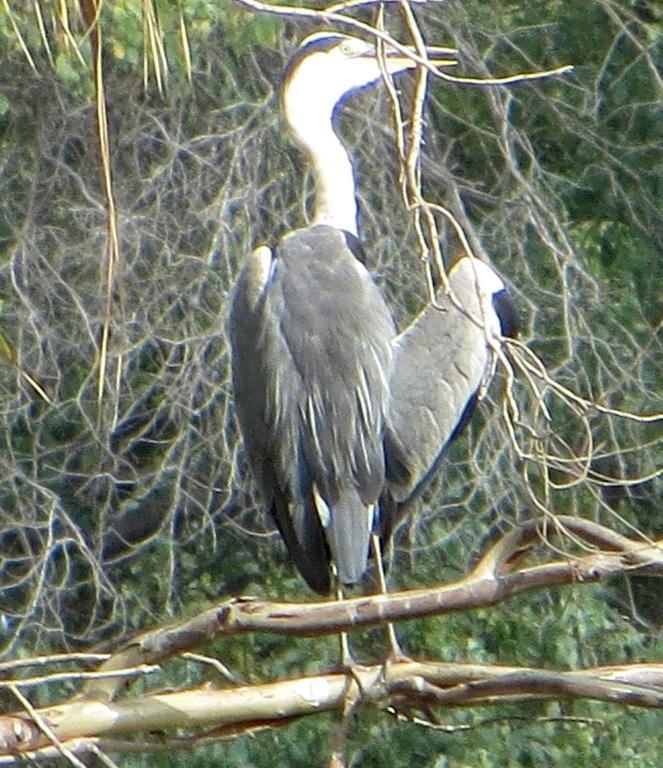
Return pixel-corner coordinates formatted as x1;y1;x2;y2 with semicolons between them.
281;32;454;132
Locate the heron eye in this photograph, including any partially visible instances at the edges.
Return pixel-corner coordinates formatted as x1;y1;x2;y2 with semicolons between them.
339;40;356;56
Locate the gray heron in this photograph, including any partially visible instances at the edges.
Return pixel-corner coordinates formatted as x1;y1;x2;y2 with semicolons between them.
380;256;519;553
228;32;452;594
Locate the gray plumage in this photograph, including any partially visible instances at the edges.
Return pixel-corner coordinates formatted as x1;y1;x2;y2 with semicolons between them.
228;32;483;593
380;257;518;548
227;32;437;593
228;225;395;593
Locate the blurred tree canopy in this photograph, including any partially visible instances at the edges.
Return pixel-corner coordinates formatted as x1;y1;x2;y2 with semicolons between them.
0;0;661;765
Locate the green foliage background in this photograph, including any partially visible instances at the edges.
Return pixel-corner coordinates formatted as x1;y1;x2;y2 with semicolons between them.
0;0;661;765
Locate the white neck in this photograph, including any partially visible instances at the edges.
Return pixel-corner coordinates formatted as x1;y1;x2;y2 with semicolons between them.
282;37;418;237
284;83;359;235
306;120;358;236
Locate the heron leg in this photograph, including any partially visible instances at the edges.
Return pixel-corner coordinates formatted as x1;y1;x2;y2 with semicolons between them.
370;533;408;662
329;664;361;768
335;581;355;668
330;578;372;768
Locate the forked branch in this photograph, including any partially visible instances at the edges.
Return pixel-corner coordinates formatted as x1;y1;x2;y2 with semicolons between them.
0;515;660;762
74;514;663;705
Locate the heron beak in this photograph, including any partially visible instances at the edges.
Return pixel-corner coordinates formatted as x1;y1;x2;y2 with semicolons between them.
369;42;458;71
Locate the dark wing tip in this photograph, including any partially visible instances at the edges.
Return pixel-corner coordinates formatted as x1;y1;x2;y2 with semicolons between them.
270;499;332;595
493;288;519;338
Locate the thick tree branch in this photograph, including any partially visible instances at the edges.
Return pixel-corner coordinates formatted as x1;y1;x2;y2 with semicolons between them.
76;516;663;702
3;660;663;760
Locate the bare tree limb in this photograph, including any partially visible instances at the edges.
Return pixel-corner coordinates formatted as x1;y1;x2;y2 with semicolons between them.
79;516;663;702
4;659;663;760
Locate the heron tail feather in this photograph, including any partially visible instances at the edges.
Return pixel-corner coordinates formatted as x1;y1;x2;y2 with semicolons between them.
322;489;373;587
